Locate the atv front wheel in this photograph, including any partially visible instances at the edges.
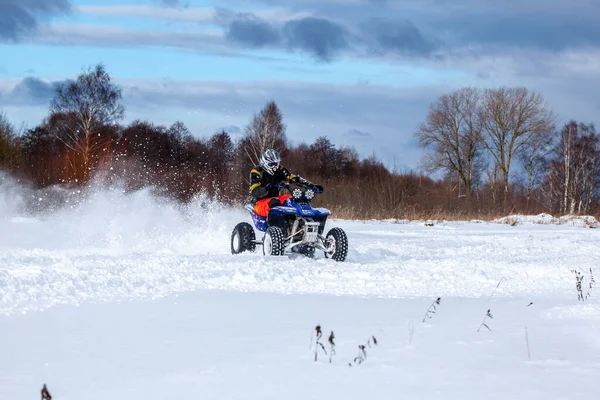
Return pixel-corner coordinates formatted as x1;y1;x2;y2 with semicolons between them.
231;222;256;254
324;227;348;262
263;226;286;256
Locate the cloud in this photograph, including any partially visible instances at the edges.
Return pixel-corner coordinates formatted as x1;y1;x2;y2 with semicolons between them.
435;14;600;54
36;23;230;54
225;13;281;48
220;125;242;135
364;18;439;56
21;1;598;66
348;128;371;137
159;0;182;6
282;17;350;61
221;13;353;61
211;0;600;58
0;0;71;40
0;77;62;106
75;5;216;23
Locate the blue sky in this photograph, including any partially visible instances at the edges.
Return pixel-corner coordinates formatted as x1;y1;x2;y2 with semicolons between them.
1;0;599;171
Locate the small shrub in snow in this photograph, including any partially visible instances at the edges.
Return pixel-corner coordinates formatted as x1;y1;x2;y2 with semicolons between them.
477;309;494;332
422;297;441;323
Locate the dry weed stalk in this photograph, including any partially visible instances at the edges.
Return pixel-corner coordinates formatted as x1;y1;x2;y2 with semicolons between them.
41;384;52;400
328;331;336;363
422;297;441;323
477;309;494;332
571;268;595;301
525;326;531;361
571;269;585;301
349;335;378;366
311;325;328;362
488;279;502;301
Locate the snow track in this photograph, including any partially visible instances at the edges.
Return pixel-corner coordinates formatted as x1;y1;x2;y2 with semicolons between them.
2;176;600;315
1;180;599;314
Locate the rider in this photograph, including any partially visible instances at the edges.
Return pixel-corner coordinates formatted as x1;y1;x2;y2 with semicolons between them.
249;148;322;217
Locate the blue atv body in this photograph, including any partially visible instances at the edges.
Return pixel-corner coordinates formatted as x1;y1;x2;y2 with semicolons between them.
230;183;348;261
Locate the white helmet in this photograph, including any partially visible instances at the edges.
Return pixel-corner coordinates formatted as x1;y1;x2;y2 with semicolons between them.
260;148;280;175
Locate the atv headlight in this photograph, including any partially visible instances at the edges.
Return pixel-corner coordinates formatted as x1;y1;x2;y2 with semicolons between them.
292;188;303;199
305;189;314;200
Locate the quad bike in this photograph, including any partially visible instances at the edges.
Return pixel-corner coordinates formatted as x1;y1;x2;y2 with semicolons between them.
230;183;348;261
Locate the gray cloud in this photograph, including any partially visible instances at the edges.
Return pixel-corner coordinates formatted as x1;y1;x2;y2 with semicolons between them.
34;23;296;64
348;128;371;137
434;14;600;53
18;0;598;65
225;13;281;48
222;13;351;61
282;17;350;61
211;0;600;57
0;77;65;106
364;18;439;56
37;23;228;54
0;0;71;40
158;0;187;7
220;125;242;135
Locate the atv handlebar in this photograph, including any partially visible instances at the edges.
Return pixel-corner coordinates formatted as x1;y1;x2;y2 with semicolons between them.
276;182;323;193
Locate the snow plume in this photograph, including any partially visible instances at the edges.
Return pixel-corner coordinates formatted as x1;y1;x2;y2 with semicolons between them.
0;172;246;254
0;172;26;218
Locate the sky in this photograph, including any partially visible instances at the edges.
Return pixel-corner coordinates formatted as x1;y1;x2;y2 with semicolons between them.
0;0;599;171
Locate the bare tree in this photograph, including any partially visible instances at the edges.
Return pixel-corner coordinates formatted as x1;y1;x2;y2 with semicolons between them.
49;63;124;181
517;123;555;211
241;100;287;165
541;121;600;215
479;87;555;209
415;87;484;201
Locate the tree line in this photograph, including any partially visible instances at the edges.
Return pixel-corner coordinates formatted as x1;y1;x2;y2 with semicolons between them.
415;87;599;217
0;63;599;220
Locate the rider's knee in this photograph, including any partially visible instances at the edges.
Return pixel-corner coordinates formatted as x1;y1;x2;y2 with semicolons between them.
268;197;281;208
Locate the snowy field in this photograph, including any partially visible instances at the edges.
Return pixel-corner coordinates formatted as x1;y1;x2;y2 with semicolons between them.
1;176;600;399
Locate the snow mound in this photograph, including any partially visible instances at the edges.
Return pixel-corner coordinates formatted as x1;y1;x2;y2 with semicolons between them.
494;213;599;228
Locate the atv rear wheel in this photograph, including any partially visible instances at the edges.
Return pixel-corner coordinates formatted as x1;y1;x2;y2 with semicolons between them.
231;222;256;254
263;226;286;256
324;227;348;262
